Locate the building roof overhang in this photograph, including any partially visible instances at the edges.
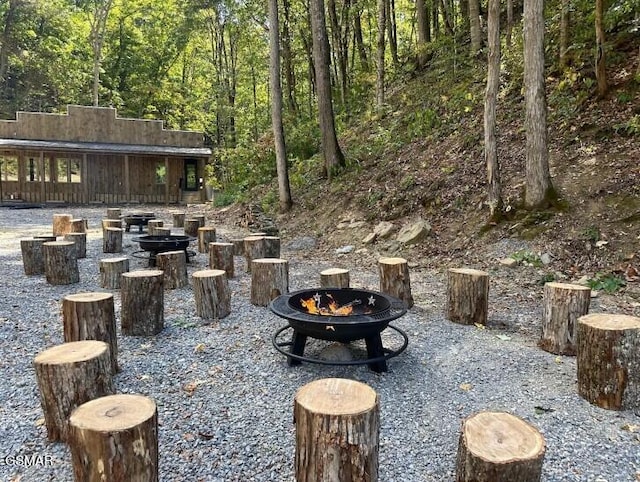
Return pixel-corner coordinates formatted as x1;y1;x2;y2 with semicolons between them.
0;138;212;157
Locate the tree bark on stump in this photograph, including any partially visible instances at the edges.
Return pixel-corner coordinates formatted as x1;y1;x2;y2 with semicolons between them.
21;238;45;275
103;227;123;253
378;257;414;308
244;236;266;273
99;257;130;289
52;213;73;236
263;236;281;258
193;214;206;227
106;208;121;219
121;270;164;336
62;292;119;374
231;238;245;256
43;241;79;285
156;250;188;289
172;212;185;227
198;226;217;253
539;282;591;355
69;394;158;482
70;218;87;233
320;268;350;288
34;340;114;442
192;269;231;320
294;378;379;482
64;232;87;259
184;219;200;238
446;268;489;325
149;226;171;236
209;242;235;278
250;258;289;306
577;313;640;410
456;411;545;482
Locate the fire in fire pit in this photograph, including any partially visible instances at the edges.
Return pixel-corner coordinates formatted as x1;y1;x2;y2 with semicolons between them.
270;288;408;372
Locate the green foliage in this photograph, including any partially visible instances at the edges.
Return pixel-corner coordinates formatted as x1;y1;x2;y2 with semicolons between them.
538;273;557;285
613;115;640;137
215;146;275;199
510;250;543;267
582;226;601;243
587;273;626;293
212;191;236;207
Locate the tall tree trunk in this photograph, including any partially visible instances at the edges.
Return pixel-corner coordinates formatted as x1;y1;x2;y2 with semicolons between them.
386;0;399;66
376;0;387;108
0;0;18;87
282;0;298;114
485;0;502;219
506;0;513;47
469;0;482;56
523;0;554;208
595;0;607;97
310;0;346;179
439;0;454;36
269;0;293;212
354;2;369;70
416;0;430;67
432;0;439;39
558;0;569;68
327;0;350;106
88;0;114;107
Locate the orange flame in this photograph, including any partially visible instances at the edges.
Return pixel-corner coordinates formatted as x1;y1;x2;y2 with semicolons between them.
300;294;354;316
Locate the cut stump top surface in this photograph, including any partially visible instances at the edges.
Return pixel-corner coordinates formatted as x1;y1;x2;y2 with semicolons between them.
63;292;113;303
253;258;287;265
544;282;591;291
69;394;156;432
463;411;545;463
122;270;164;278
578;313;640;331
321;268;349;275
295;378;377;416
193;269;227;278
34;340;109;365
378;257;407;265
448;267;488;276
43;241;75;248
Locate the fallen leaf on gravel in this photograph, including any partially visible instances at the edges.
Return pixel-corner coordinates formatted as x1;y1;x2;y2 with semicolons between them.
194;343;206;353
459;383;473;391
621;423;639;432
183;432;195;441
555;357;563;364
496;334;511;341
35;418;45;426
534;406;555;414
183;380;205;396
474;323;485;330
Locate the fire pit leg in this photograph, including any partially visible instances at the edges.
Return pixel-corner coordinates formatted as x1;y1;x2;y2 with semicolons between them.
365;334;388;372
289;331;307;366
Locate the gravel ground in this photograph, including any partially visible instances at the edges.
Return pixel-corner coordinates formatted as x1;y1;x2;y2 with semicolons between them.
0;205;639;482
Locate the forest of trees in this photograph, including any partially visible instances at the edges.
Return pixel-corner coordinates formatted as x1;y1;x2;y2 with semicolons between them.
0;0;637;212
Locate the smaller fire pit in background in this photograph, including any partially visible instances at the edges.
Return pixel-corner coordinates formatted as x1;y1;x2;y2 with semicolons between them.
270;288;408;372
132;234;195;267
123;212;155;233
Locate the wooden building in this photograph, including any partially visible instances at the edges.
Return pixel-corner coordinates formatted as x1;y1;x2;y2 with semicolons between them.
0;105;212;204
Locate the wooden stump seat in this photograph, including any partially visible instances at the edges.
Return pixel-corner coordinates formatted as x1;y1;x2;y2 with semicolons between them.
34;340;114;442
70;218;87;233
231;238;245;256
64;232;87;259
294;378;379;482
172;211;185;227
244;235;266;273
320;267;350;288
263;236;281;258
539;282;591;355
103;227;123;253
20;238;45;275
99;257;130;289
446;268;489;325
184;218;200;238
101;218;122;232
209;242;235;278
62;292;119;374
52;213;73;236
121;270;164;336
198;226;217;253
43;241;79;285
250;258;289;306
192;269;231;320
456;411;546;482
69;394;158;482
192;214;206;227
378;257;414;308
156;250;188;289
106;208;121;219
577;313;640;410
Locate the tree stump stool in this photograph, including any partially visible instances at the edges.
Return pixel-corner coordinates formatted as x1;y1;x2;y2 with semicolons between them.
446;268;489;325
456;411;546;482
539;282;591;355
244;235;266;273
103;227;123;253
121;270;164;336
193;214;206;227
577;313;640;410
149;226;171;236
320;268;350;288
192;269;231;320
99;257;130;289
20;238;46;275
198;226;217;253
184;219;200;238
156;250;188;289
69;394;158;482
172;211;185;227
70;218;87;233
378;257;414;308
34;340;114;442
64;232;87;259
263;236;281;258
43;241;79;285
106;208;121;219
209;242;235;278
52;213;73;236
250;258;289;306
294;378;379;482
62;293;119;374
231;238;245;256
101;218;122;232
147;219;163;230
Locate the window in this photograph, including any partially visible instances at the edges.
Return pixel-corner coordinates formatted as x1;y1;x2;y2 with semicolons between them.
156;161;166;184
0;155;18;181
55;158;81;183
27;158;36;182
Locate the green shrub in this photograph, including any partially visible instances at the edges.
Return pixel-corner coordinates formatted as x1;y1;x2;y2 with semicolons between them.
587;273;626;293
510;250;543;267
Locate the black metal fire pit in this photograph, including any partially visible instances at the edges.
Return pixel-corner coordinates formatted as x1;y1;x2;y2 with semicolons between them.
270;288;408;372
123;213;155;233
132;234;195;267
